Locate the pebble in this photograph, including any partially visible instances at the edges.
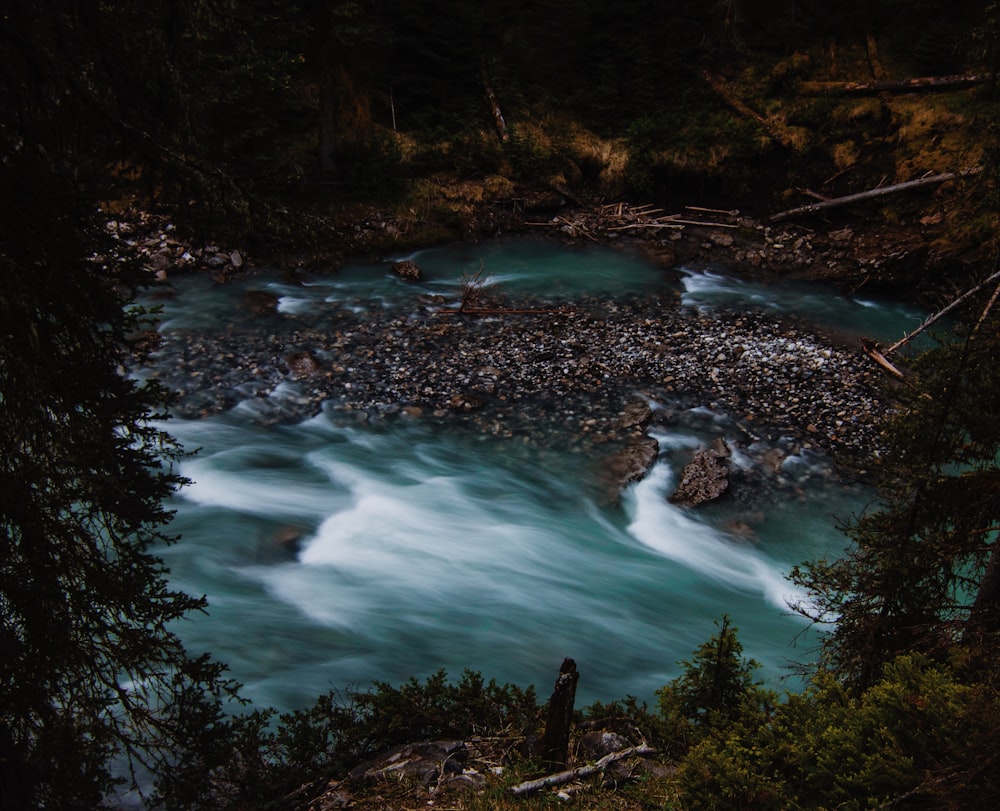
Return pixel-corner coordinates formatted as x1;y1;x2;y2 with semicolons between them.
139;288;892;482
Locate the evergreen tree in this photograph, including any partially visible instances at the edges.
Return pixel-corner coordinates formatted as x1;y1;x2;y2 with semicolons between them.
0;5;268;806
0;146;241;810
791;284;1000;689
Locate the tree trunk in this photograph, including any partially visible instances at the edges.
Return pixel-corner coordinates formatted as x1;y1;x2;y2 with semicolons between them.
700;70;798;151
540;658;579;771
481;60;508;142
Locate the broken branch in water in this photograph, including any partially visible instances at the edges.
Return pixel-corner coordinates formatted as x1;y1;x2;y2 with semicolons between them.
884;266;1000;354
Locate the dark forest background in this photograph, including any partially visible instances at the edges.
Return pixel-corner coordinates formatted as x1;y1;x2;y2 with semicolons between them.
3;2;1000;808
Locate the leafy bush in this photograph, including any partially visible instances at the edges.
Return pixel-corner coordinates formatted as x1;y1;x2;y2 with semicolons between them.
675;654;1000;810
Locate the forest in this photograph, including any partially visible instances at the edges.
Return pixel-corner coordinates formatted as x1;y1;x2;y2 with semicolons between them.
2;1;1000;808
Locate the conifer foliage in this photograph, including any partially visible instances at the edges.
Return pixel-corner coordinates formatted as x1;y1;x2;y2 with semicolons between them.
0;4;254;807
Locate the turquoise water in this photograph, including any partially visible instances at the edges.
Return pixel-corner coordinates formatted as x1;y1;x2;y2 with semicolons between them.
149;238;926;711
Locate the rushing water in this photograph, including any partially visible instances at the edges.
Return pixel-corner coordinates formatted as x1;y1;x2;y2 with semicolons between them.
146;238;928;712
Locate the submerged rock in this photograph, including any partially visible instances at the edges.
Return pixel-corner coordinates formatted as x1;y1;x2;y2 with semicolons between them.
244;289;280;315
393;259;423;281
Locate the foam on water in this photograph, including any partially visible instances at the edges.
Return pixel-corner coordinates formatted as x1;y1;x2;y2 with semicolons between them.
678;266;931;344
624;456;804;612
142;238;929;711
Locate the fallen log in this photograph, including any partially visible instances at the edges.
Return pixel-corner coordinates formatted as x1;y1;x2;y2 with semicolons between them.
700;70;799;151
663;218;741;229
509;744;657;796
769;169;979;223
685;205;740;219
799;73;991;97
607;223;685;231
555;216;599;241
863;339;904;379
884;266;1000;354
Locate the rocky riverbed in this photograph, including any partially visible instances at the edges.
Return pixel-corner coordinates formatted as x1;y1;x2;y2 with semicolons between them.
136;267;894;505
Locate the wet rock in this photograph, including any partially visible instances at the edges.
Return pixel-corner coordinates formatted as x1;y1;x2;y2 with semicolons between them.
615;400;654;432
449;392;485;411
286;351;322;375
670;443;731;507
244;290;280;315
604;436;660;498
258;526;305;561
756;447;786;476
393;260;423;281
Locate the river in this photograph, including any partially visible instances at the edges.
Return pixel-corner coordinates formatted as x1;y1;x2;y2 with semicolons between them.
140;237;928;712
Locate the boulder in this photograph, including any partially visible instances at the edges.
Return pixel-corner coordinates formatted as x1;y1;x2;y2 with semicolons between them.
348;740;466;786
607;436;659;489
602;436;660;503
669;443;731;507
393;260;423;282
614;400;654;433
577;731;631;762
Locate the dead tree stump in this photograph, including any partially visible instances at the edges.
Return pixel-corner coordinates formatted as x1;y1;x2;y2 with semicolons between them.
540;658;579;770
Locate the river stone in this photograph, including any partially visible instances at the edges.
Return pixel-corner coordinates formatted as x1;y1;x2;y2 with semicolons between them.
244;289;280;315
615;400;654;432
285;351;321;375
669;443;731;507
449;392;485;410
393;259;423;282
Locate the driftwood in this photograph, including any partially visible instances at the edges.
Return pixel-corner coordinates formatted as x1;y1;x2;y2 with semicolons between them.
770;170;979;223
884;266;1000;354
799;73;991;97
509;744;657;796
862;266;1000;378
528;202;743;239
863;340;904;379
686;205;740;219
